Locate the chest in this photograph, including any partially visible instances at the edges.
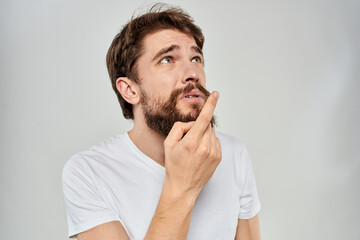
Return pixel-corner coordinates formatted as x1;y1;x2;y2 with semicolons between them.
94;157;240;239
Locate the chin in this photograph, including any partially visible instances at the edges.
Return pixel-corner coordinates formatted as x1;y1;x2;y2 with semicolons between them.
181;108;201;120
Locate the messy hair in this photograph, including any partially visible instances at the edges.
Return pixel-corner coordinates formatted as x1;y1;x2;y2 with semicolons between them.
106;4;204;119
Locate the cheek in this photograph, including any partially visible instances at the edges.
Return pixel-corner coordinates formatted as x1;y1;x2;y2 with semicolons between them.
201;71;206;85
153;72;178;93
197;70;206;87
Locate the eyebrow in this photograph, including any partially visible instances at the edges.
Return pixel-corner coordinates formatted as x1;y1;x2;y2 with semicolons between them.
152;44;203;62
192;46;203;56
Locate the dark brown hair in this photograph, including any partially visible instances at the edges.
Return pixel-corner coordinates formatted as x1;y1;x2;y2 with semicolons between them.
106;4;204;119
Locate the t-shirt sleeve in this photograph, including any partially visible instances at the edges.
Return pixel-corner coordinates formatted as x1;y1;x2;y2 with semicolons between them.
237;145;261;219
62;155;120;238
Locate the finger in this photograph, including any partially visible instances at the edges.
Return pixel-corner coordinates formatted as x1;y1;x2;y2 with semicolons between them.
164;121;195;149
195;122;212;147
215;137;222;161
187;91;219;139
204;127;216;159
210;129;219;157
209;127;216;147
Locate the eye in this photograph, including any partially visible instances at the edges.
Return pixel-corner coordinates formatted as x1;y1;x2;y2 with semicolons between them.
160;56;173;64
191;56;202;63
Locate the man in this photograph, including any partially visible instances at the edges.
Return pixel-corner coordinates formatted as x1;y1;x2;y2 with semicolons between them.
62;4;261;240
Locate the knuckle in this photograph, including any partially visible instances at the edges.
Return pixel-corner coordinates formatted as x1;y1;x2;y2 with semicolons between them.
214;149;221;160
184;140;196;151
199;145;210;157
216;151;222;162
217;144;222;162
208;151;216;161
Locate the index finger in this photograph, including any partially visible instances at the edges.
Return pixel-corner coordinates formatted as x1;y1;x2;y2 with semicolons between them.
186;91;219;138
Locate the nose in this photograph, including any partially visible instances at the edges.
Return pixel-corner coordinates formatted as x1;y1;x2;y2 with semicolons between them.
181;62;201;84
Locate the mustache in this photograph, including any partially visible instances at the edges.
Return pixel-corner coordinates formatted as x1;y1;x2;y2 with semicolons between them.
171;82;210;100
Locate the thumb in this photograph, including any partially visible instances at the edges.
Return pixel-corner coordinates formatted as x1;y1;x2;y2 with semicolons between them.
164;121;195;149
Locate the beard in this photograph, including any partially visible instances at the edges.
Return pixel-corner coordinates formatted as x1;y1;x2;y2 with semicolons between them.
140;82;216;137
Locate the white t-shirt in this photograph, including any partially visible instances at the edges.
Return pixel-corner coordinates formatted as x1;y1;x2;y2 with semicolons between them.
62;132;260;239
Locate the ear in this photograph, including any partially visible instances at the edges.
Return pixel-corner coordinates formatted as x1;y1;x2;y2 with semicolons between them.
116;77;140;105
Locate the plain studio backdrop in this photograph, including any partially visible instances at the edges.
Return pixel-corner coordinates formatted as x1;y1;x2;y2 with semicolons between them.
1;0;359;239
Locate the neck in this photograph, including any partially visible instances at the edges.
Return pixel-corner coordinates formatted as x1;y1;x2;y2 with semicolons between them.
128;115;166;166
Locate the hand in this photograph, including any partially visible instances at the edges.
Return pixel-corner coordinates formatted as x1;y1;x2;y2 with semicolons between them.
163;91;222;197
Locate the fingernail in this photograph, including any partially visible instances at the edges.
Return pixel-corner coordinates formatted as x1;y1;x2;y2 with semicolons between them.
213;91;219;99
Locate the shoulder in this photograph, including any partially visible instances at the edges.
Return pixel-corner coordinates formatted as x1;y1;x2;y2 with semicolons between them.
215;131;252;169
215;131;246;152
62;133;128;181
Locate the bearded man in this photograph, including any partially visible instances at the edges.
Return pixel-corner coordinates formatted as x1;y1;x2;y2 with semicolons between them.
62;4;261;240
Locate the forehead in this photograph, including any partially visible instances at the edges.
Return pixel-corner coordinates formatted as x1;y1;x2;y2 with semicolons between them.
141;29;198;56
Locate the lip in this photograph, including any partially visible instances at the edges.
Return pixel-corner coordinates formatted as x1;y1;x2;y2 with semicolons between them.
179;89;205;103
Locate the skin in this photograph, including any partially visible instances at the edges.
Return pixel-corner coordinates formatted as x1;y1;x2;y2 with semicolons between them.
77;29;260;240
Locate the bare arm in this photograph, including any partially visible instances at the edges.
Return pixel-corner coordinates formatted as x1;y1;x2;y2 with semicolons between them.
77;221;130;240
77;92;221;240
235;215;261;240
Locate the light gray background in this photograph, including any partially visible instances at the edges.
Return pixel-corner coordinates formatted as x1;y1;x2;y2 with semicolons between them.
1;0;359;239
